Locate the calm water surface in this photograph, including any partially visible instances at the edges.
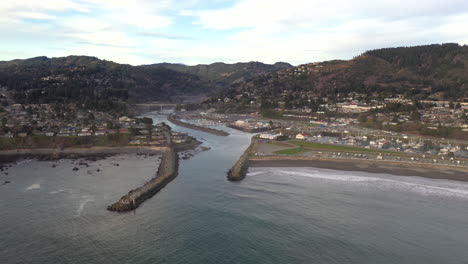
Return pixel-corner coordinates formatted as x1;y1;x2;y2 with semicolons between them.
1;112;468;264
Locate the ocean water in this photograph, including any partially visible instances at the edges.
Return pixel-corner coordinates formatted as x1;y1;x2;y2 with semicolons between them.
1;112;468;264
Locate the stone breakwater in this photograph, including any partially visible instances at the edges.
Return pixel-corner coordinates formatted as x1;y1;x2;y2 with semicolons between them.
227;137;257;181
107;147;179;212
168;114;230;136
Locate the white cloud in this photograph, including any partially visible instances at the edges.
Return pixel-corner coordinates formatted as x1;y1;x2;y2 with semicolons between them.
194;0;468;30
0;0;88;20
14;11;57;20
183;0;468;64
0;0;467;65
0;0;177;63
79;0;173;29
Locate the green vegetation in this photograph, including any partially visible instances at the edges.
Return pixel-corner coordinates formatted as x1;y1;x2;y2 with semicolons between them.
419;126;466;138
306;123;320;127
288;140;396;154
214;43;468;109
137;117;153;125
274;148;309;155
270;141;293;148
260;109;283;118
358;113;467;140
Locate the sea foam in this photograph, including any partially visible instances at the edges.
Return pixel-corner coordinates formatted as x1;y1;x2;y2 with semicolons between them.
248;168;468;200
75;196;95;217
26;183;41;190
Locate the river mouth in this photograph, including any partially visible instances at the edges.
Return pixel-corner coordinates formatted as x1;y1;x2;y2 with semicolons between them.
1;112;468;264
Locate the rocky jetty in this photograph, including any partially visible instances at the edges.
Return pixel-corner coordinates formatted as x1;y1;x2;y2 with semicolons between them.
227;137;257;181
107;147;179;212
168;114;229;136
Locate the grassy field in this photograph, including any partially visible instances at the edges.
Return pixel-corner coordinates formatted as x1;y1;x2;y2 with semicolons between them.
306;123;320;127
287;140;395;154
269;141;294;147
273;148;309;155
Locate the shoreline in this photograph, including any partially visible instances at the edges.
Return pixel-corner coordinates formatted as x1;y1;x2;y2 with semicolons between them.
0;140;201;163
0;146;167;155
250;156;468;182
0;146;164;163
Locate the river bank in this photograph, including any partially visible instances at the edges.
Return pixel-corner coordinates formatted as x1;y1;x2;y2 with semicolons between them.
250;156;468;182
168;113;230;136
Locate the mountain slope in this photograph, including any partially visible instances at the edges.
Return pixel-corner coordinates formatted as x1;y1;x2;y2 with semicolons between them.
218;43;468;104
150;61;292;86
0;56;217;111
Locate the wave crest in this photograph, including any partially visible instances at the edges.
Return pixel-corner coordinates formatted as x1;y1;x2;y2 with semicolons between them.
248;168;468;199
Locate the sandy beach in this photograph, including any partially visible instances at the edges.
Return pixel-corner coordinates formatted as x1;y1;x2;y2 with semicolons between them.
250;157;468;182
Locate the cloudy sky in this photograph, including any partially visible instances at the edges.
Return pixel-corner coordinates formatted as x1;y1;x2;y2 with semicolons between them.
1;0;467;65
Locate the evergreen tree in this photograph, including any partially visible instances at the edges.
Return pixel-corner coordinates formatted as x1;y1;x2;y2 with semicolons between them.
410;110;421;121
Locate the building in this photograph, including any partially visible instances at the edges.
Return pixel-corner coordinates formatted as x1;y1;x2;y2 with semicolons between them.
296;133;308;140
259;133;281;140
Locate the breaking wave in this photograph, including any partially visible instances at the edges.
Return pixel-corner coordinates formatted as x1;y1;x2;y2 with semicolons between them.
26;183;41;190
248;168;468;199
75;196;95;217
50;188;72;195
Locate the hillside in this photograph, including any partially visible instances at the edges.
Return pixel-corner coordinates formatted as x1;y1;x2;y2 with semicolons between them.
150;61;292;86
2;44;467;114
215;43;468;107
0;56;217;111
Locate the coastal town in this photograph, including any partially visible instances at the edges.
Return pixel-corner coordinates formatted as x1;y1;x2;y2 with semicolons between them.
1;55;468;183
3;0;468;261
146;88;468;182
212;91;468;132
0;89;198;149
2;81;468;167
174;103;468;158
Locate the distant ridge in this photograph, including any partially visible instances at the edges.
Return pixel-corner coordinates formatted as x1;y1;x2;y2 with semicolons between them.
0;55;218;111
148;61;292;86
2;43;466;114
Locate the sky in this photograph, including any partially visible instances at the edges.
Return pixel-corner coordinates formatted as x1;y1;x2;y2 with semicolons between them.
1;0;468;66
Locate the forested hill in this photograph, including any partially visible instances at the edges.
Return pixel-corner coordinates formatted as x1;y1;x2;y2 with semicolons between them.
149;61;292;86
2;44;467;114
219;43;468;102
0;56;217;111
